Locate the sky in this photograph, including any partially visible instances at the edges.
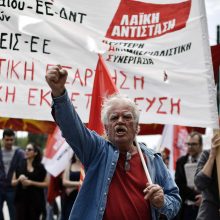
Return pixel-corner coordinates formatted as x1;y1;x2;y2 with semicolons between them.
0;0;219;147
205;0;220;45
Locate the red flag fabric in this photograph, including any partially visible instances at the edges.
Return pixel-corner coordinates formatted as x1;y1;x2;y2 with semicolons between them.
47;174;63;204
43;127;73;203
159;125;188;176
87;54;118;135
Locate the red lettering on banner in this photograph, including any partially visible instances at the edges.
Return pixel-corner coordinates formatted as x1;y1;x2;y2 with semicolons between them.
111;69;129;90
111;69;117;85
157;97;167;114
28;88;51;106
106;55;113;62
134;97;181;115
134;97;144;109
134;75;144;89
5;86;16;102
119;71;129;89
10;60;20;79
0;58;35;80
108;45;115;52
40;90;51;106
71;69;84;86
84;69;93;86
171;98;181;114
0;58;6;76
70;92;80;109
46;64;95;87
24;61;34;80
6;59;10;78
146;97;156;112
28;88;38;106
85;93;92;109
0;86;16;103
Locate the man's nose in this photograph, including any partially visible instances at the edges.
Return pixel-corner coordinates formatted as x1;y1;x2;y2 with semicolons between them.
118;116;124;123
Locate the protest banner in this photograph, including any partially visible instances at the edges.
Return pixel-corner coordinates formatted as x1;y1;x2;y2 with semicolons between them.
0;0;218;129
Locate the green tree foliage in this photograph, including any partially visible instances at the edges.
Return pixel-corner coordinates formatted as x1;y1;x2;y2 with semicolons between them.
16;136;28;149
28;133;48;149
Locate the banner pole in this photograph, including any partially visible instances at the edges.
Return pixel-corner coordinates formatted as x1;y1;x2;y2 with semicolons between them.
135;137;152;184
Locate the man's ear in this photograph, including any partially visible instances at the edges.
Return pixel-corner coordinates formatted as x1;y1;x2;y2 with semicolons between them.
136;124;140;134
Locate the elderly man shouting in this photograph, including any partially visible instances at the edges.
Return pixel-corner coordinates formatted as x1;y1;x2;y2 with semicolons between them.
45;65;181;220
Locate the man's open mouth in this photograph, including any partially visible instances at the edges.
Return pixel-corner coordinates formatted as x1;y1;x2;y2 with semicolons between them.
115;126;127;135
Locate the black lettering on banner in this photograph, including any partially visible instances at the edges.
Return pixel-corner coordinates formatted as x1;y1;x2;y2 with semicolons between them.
36;0;53;16
60;7;87;23
0;0;25;10
0;33;21;50
0;11;10;21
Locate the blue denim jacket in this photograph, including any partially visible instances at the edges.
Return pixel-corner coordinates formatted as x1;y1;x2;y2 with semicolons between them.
52;91;181;220
0;147;24;191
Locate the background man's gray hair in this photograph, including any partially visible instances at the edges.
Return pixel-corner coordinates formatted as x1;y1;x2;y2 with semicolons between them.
101;93;140;125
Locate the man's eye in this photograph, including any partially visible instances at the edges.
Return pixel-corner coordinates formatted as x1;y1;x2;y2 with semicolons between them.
110;116;118;121
123;114;133;120
124;116;131;120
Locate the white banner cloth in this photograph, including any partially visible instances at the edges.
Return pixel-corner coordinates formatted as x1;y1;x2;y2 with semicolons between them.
0;0;218;128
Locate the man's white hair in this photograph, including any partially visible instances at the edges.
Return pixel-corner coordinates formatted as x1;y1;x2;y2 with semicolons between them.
101;93;140;125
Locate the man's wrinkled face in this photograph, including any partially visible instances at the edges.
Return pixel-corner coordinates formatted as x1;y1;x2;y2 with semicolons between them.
105;104;138;148
185;135;201;157
2;135;15;149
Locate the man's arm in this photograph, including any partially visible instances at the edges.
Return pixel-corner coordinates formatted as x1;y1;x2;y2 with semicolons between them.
195;133;220;190
201;134;220;178
46;66;105;168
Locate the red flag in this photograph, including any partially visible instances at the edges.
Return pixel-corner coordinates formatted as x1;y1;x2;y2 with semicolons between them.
47;174;63;204
43;127;73;203
159;125;188;175
88;54;118;135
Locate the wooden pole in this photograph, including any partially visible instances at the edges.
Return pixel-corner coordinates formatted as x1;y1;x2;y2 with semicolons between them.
135;137;153;184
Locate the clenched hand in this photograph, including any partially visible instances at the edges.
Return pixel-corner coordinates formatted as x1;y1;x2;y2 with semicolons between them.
45;65;68;97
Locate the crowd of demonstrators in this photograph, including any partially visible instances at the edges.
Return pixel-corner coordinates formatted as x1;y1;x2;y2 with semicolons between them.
0;128;24;220
174;132;203;220
45;65;181;220
195;133;220;220
11;142;49;220
61;154;82;220
0;122;219;220
0;128;82;220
